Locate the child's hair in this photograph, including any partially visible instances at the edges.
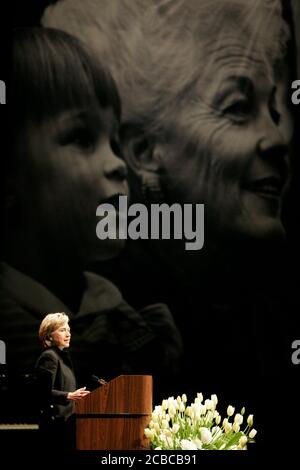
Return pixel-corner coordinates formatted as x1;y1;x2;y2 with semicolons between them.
12;27;121;132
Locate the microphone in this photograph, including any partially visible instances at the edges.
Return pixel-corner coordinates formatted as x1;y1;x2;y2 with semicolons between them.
91;375;107;385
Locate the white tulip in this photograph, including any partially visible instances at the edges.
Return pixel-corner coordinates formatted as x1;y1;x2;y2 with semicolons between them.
215;415;221;425
147;393;256;451
224;422;232;434
167;397;175;409
172;423;180;434
162;400;168;411
234;413;243;425
179;402;185;413
200;404;206;415
180;439;198;450
193;404;201;420
144;428;155;439
205;399;212;410
247;414;253;427
166;436;174;448
249;429;257;439
239;436;248;447
211;394;218;407
161;419;169;429
233;422;240;433
168;404;176;418
154;422;160;432
211;426;222;439
200;427;213;444
192;438;203;449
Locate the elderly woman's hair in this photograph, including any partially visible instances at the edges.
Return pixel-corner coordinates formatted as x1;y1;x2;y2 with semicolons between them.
43;0;290;136
39;312;69;349
12;27;121;133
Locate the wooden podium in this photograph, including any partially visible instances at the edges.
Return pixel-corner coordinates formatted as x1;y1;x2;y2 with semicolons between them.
75;375;152;450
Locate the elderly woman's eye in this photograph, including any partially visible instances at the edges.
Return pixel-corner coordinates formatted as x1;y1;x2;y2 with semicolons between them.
268;87;282;126
269;105;281;125
224;100;252;119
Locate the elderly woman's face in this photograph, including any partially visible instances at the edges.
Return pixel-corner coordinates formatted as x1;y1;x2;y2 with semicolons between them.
16;105;128;263
160;37;293;241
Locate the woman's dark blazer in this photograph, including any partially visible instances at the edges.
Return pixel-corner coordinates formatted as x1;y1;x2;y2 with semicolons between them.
35;346;76;421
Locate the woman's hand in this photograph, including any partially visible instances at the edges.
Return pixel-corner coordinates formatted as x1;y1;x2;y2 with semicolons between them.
67;386;90;401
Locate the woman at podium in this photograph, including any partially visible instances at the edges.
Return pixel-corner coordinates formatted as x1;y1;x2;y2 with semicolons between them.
36;312;90;452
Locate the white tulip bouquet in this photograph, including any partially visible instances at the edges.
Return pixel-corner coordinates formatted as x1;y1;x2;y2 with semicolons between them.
144;393;257;450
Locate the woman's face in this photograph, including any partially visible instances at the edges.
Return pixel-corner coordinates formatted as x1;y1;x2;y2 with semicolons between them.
159;39;293;241
16;105;128;263
51;321;71;350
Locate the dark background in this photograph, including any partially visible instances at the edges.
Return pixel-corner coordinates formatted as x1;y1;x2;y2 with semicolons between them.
1;0;299;465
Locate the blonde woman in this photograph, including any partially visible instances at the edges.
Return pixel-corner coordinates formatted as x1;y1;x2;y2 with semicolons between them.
36;312;90;453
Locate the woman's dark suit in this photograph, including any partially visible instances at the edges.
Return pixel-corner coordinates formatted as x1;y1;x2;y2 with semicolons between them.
35;346;77;451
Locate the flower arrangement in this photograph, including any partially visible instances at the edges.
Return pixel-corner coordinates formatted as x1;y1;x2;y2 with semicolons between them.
144;393;257;450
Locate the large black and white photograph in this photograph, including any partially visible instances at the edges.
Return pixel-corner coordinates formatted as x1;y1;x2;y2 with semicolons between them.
0;0;299;464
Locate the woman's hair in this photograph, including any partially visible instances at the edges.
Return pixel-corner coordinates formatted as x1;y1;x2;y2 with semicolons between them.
39;312;69;349
43;0;290;136
12;27;121;133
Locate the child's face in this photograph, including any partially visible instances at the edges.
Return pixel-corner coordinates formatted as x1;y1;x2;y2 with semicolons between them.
16;105;129;264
